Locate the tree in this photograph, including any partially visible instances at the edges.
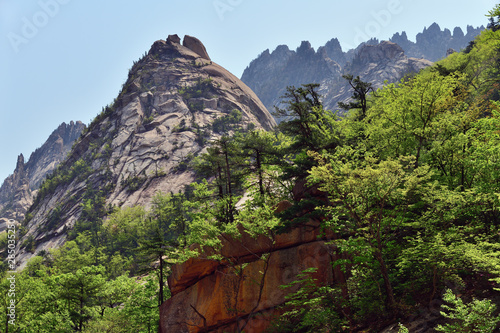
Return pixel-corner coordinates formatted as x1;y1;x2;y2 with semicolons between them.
56;265;106;331
237;130;279;196
338;74;374;120
487;4;500;32
366;71;466;170
138;192;189;307
274;84;341;181
194;136;246;224
308;150;430;316
275;84;340;153
436;289;500;333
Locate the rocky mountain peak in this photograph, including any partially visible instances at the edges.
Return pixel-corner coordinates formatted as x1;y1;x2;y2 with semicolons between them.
241;24;483;116
353;41;405;65
15;35;275;267
297;40;314;55
15;154;25;173
0;121;85;229
319;37;346;66
182;35;211;61
392;22;484;61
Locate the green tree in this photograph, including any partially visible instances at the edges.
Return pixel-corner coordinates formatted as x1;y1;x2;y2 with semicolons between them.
309;150;430;316
138;192;188;307
338;74;374;120
436;289;500;333
56;265;106;331
194;136;245;224
237;130;279;196
366;71;465;169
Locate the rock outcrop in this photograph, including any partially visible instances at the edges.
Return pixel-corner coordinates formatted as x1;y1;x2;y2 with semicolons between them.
16;35;275;268
183;35;211;61
0;121;85;230
241;24;483;117
159;220;344;332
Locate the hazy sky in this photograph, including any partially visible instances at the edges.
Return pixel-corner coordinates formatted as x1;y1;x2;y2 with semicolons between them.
0;0;497;182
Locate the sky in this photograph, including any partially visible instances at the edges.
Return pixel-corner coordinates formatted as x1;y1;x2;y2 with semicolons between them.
0;0;497;182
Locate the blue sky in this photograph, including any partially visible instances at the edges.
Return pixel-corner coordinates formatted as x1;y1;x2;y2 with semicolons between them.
0;0;497;182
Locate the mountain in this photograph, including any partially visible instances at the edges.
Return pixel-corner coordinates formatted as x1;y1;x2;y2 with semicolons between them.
391;23;484;61
319;41;433;113
15;34;276;268
241;23;483;116
0;121;85;230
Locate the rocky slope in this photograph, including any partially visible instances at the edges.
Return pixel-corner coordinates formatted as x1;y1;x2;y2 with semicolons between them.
0;121;85;230
15;35;276;268
241;24;482;116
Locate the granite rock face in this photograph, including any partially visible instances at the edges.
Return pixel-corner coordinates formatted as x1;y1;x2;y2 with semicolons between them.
15;36;275;268
183;35;211;60
159;220;344;332
0;121;85;230
241;41;341;118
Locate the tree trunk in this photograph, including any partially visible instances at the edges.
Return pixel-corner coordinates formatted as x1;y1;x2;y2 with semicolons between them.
256;151;264;195
374;249;397;315
158;252;164;307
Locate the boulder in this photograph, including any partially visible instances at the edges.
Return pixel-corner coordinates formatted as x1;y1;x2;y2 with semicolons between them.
183;35;211;61
167;34;181;44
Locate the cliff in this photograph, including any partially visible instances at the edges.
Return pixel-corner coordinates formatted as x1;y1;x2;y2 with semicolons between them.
159;217;344;332
320;41;433;112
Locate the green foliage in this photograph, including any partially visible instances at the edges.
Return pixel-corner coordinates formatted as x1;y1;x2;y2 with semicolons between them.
178;77;215;100
121;172;148;193
398;323;410;333
435;289;500;332
338;74;374;120
274;84;342;180
274;268;347;332
34;158;92;206
212;109;242;133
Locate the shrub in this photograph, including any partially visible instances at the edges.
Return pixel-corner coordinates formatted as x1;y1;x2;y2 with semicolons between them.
435;289;500;333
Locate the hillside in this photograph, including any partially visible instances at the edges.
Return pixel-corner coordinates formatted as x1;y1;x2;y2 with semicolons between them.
158;17;500;331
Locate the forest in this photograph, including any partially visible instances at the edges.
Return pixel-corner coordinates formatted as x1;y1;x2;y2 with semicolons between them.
2;4;500;333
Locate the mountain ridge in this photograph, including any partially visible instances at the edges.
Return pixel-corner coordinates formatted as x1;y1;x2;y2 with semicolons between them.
241;23;484;116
